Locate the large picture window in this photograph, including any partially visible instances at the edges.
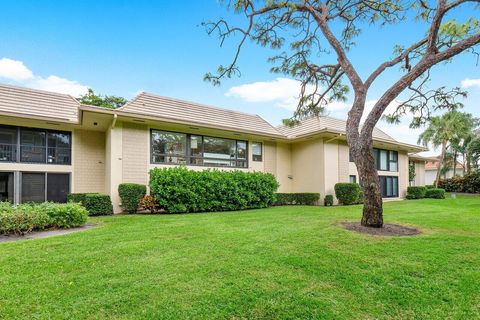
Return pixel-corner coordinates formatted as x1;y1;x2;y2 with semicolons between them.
373;148;398;172
0;125;71;165
151;129;248;168
21;172;70;203
379;176;398;198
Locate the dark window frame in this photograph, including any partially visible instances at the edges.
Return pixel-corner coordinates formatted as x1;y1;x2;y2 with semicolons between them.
150;129;248;169
373;148;398;172
0;125;71;165
379;175;399;198
20;172;71;203
349;175;357;183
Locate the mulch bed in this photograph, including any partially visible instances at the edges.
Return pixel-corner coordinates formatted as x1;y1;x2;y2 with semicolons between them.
342;222;421;237
0;224;97;243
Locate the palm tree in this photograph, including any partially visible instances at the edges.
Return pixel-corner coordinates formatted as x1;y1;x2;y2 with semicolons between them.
418;111;475;186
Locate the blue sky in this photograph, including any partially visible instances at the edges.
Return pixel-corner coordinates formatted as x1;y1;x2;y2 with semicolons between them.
0;0;478;153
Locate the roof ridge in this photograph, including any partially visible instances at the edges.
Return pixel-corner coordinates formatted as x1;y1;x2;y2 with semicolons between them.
0;83;80;105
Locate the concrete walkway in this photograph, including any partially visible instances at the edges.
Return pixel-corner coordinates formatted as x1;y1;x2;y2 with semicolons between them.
0;224;97;243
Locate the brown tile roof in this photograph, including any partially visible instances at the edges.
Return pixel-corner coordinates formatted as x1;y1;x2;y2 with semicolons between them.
118;92;283;137
0;83;80;123
277;116;395;141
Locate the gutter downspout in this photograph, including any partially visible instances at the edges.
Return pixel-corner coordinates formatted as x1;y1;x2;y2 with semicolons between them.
111;114;118;129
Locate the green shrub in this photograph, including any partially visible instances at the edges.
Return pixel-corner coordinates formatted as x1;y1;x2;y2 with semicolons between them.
118;183;147;213
425;184;436;189
149;167;279;213
425;188;446;199
84;194;113;216
463;171;480;193
406;186;427;199
356;190;364;204
334;183;361;205
0;202;87;235
67;193;87;204
324;195;333;206
39;202;88;228
275;193;320;205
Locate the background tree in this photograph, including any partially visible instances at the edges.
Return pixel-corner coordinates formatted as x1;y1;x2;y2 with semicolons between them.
77;88;127;109
204;0;480;228
418;111;475;186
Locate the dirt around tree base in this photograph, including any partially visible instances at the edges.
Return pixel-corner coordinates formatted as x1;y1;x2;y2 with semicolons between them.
342;222;421;237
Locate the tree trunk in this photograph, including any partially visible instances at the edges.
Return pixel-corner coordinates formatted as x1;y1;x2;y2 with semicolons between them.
351;138;383;228
453;151;457;176
435;141;447;187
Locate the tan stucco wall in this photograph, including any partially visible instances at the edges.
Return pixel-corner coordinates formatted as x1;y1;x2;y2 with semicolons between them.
398;151;409;198
275;142;292;193
105;123;123;213
263;141;276;175
291;139;324;195
73;129;105;193
414;161;426;186
122;122;149;185
338;143;350;183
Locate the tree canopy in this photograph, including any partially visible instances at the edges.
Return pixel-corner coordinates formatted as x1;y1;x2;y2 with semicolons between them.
77;88;127;109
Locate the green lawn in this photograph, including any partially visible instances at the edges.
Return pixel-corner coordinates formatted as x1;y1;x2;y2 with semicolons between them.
0;196;479;319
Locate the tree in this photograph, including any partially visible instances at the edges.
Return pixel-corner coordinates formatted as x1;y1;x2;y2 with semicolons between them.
204;0;480;227
77;88;127;109
418;111;475;186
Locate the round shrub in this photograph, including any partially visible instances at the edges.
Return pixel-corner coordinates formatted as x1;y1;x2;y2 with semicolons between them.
406;186;427;199
334;183;361;205
39;202;88;228
118;183;147;213
425;188;445;199
84;194;113;216
324;195;333;206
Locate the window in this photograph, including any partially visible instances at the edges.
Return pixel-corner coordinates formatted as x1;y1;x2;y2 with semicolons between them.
21;172;45;203
372;148;398;172
0;126;17;162
151;129;248;168
349;175;357;183
349;149;354;162
47;132;71;164
46;173;70;202
0;172;14;202
0;125;71;164
252;142;263;162
21;172;70;203
379;176;398;198
151;130;187;164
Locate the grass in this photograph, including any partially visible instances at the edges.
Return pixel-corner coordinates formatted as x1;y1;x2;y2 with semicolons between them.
0;196;479;319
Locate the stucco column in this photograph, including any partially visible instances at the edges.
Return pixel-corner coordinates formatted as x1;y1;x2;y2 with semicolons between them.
105;122;123;213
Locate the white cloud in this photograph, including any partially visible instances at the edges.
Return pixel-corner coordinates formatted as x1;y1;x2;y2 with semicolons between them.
0;58;34;81
0;57;88;96
226;77;349;112
461;78;480;89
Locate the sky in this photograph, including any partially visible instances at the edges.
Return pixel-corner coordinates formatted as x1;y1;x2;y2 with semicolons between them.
0;0;478;156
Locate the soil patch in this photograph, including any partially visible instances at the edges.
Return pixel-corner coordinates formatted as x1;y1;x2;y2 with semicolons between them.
342;222;420;237
0;224;97;243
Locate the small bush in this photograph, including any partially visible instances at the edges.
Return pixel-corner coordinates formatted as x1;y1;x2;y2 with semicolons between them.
324;195;333;206
150;167;279;213
275;193;320;205
334;183;361;205
0;202;87;235
425;188;446;199
84;194;113;216
139;195;161;214
118;183;147;213
356;190;364;204
406;186;427;199
67;193;87;204
425;185;436;189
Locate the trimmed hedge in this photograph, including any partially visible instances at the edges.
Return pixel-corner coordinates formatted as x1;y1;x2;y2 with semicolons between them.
118;183;147;213
0;202;87;235
334;183;361;205
425;188;446;199
149;167;279;213
275;193;320;206
324;195;333;206
68;193;113;216
406;186;427;199
438;171;480;193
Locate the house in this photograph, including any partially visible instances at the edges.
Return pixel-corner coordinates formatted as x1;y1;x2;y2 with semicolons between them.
0;83;426;212
424;157;465;185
